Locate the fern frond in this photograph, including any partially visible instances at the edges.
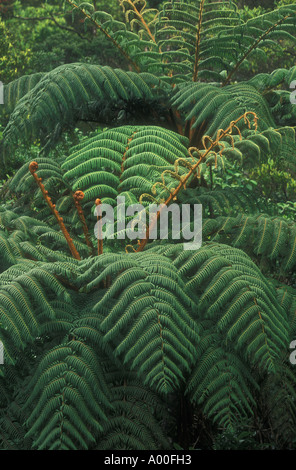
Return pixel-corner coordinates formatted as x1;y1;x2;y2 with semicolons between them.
2;72;45;115
92;251;198;394
2;64;169;157
186;328;258;430
172;82;274;138
261;362;296;447
97;369;171;450
0;262;71;360
24;339;111;450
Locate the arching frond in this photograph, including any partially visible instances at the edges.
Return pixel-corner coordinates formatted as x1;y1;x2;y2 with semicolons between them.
1;64;169;158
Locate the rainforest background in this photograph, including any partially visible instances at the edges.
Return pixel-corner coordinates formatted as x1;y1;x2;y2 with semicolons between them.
0;0;296;451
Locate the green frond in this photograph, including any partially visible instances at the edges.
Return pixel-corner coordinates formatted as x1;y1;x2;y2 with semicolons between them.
168;243;289;372
25;340;111;450
0;262;72;359
1;0;296;451
2;72;45;115
172;82;274;136
93;251;198;394
187;340;258;429
1;64;169;157
97;368;171;450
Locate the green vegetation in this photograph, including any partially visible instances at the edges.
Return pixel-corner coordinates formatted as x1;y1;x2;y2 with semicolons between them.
0;0;296;450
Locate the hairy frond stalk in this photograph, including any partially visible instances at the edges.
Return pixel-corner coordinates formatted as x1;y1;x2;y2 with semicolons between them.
29;161;81;260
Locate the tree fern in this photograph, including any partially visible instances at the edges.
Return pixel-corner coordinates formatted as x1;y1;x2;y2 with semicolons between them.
1;64;169;158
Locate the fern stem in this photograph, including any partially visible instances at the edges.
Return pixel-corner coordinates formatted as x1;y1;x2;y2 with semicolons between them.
29;161;81;260
65;0;141;73
169;109;184;136
156;309;168;393
222;13;291;86
73;191;95;255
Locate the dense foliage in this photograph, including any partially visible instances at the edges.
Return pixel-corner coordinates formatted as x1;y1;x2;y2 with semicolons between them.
0;0;296;450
